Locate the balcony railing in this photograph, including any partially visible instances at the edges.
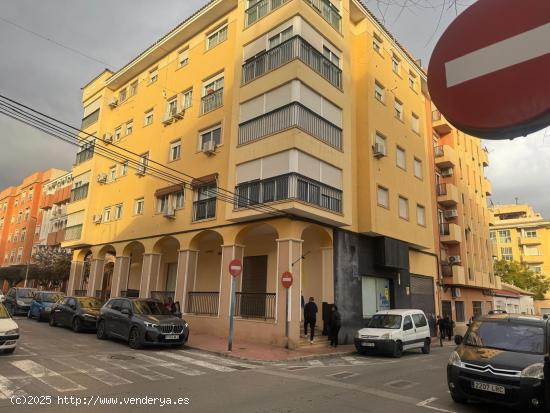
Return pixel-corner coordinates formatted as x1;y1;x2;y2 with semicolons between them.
439;223;450;236
186;292;219;316
436;183;448;196
242;35;342;88
64;225;83;241
245;0;289;27
235;292;276;320
75;146;94;165
95;290;110;301
304;0;342;32
70;184;89;203
235;173;342;213
151;291;175;303
74;289;87;297
201;88;223;114
239;102;342;149
434;146;445;157
192;198;217;221
120;289;140;298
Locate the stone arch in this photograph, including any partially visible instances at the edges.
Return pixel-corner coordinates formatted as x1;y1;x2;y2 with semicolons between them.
151;236;181;301
121;241;145;297
96;244;117;260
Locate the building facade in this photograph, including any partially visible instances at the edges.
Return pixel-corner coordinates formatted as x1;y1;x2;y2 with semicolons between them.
64;0;440;347
492;282;535;316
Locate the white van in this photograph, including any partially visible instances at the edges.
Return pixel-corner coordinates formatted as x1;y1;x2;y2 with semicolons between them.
0;303;19;354
354;309;431;358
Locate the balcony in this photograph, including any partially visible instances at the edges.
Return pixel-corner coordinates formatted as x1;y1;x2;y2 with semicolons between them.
522;255;544;264
70;184;89;203
434;145;457;169
235;292;276;320
242;35;342;89
484;178;492;196
519;236;541;245
432;109;452;135
235;173;342;213
64;225;83;241
304;0;342;32
238;102;342;149
201;88;223;115
46;229;65;246
186;292;219;316
436;183;459;206
75;145;94;165
245;0;289;27
192;198;217;221
481;148;489;167
442;264;466;285
439;223;462;244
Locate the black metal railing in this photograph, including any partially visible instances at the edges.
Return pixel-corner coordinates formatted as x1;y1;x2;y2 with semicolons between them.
235;173;342;213
95;290;110;301
151;291;175;303
201;88;223;114
304;0;342;32
186;292;219;316
235;292;276;320
74;289;87;297
120;289;140;298
436;183;447;196
75;145;94;165
238;102;342;149
192;198;217;221
439;223;450;236
70;184;89;203
242;35;342;88
245;0;288;27
64;225;83;241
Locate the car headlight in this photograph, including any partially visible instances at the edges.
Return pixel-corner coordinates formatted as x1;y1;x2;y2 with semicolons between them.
448;351;463;367
83;314;96;319
521;363;544;379
17;300;25;306
144;321;159;328
380;333;390;340
6;329;19;335
184;322;189;328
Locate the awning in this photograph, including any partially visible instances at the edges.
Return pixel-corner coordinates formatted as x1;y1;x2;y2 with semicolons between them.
154;184;185;197
191;173;218;188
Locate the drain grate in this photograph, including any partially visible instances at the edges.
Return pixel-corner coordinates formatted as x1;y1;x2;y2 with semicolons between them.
385;379;417;389
110;354;135;361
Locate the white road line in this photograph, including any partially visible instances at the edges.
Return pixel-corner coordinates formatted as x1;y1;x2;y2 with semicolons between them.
11;360;85;393
342;356;368;365
17;346;37;356
445;23;550;87
158;352;235;372
181;351;259;369
307;360;325;367
417;397;456;413
132;353;204;376
92;355;173;381
0;374;27;399
53;357;133;386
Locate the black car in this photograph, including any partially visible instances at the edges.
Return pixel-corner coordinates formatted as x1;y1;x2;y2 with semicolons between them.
4;287;36;316
448;314;549;411
49;296;104;332
96;298;189;349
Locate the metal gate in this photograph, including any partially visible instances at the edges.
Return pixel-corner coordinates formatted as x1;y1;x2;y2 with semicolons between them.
410;275;436;336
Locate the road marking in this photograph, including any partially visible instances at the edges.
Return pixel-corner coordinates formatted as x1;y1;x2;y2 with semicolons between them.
342;356;368;365
132;353;204;376
417;397;456;413
53;357;133;386
17;346;37;356
327;371;359;380
181;350;259;369
11;360;85;392
92;355;173;381
445;23;550;87
307;360;324;366
159;352;235;372
0;374;27;399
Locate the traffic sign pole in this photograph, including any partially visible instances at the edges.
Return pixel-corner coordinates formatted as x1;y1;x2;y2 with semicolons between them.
280;271;293;348
227;259;242;352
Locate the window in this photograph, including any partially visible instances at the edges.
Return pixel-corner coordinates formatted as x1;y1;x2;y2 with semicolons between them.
524;229;537;238
200;126;222;151
269;27;293;49
109;166;117;182
455;301;465;322
373;33;382;53
530;265;542;274
28;187;33;200
524;246;540;256
149;68;158;83
203;76;224;96
374;81;385;102
375;131;386;148
21;193;26;203
119;161;128;177
167;97;178;117
118;88;127;103
20;228;26;242
394;98;403;121
323;45;340;67
207;25;228;50
412;313;427;328
129;81;138;97
411;112;420;133
13;230;19;243
377;186;389;208
169;140;181;161
144;110;154;126
498;230;511;243
134;198;144;215
416;204;426;226
126;120;133;135
414;158;423;179
174;191;184;209
138;152;149;175
501;247;513;261
15;199;18;207
103;207;111;222
156;194;170;214
490;230;496;240
24;208;29;222
392;53;401;75
114;126;122;142
114;204;123;220
396;146;406;169
182;88;193;109
409;71;417;91
398;196;409;220
178;48;189;67
473;301;483;318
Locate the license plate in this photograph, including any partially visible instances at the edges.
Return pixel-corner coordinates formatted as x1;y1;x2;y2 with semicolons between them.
165;334;179;340
472;381;505;394
361;342;375;347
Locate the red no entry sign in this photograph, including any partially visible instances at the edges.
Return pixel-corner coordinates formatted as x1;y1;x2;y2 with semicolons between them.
281;271;293;289
428;0;550;140
228;259;242;277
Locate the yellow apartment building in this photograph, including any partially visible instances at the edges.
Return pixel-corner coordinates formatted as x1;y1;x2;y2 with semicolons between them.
64;0;439;348
490;204;550;314
430;110;500;330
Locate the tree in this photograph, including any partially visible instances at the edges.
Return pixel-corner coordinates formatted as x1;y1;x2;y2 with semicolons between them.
0;266;25;289
493;259;550;300
29;246;72;290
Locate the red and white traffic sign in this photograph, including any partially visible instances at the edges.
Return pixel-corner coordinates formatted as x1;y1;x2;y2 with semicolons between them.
428;0;550;140
281;271;293;289
228;259;242;278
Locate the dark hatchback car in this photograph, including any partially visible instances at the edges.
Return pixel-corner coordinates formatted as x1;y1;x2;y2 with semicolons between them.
49;296;104;332
448;314;549;411
97;298;189;349
4;287;36;316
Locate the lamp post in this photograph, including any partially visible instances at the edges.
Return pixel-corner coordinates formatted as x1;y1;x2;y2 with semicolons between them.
23;216;38;288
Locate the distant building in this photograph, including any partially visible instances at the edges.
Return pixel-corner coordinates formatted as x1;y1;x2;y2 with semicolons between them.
492;282;535;315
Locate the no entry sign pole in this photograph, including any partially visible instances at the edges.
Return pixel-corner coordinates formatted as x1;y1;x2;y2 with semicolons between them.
228;259;243;351
281;271;293;345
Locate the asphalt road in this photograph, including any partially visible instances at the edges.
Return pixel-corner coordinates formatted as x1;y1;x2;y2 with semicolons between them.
0;318;518;413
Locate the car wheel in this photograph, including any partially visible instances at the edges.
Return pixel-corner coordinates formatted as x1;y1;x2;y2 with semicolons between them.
128;327;142;349
421;339;431;354
450;392;467;404
392;341;403;358
49;314;57;327
72;317;82;333
96;320;108;340
3;348;15;355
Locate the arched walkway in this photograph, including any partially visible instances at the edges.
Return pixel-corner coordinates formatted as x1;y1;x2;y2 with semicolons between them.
151;236;180;303
123;241;145;297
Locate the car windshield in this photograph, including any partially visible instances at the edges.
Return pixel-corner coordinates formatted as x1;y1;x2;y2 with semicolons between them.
16;289;34;298
464;321;546;354
42;293;64;303
368;314;402;329
133;300;170;315
77;297;104;309
0;304;10;319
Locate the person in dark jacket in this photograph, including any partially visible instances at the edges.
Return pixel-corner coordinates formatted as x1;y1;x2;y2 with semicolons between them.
303;297;318;343
329;305;342;347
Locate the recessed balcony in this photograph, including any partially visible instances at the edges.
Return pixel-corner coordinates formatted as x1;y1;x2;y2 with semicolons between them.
434;145;457;169
432;110;452;135
484;178;492;196
304;0;342;32
245;0;290;27
481;148;489;166
442;264;465;285
440;223;462;244
522;255;544;264
519;236;541;245
436;183;459;206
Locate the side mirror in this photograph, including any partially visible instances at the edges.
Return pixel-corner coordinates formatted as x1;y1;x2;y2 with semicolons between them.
454;335;463;345
121;308;132;316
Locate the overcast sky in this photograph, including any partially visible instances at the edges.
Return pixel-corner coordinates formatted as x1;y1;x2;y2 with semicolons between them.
0;0;548;216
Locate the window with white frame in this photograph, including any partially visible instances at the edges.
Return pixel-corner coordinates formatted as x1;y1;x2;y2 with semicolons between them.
13;230;19;243
113;204;123;220
374;80;385;102
396;146;406;170
109;166;117;182
24;208;29;221
207;25;228;50
114;126;122;142
199;125;222;151
20;228;26;242
412;112;420;133
269;27;293;49
409;71;417;91
392;53;401;74
501;247;513;261
373;33;382;53
394;98;403;121
499;229;511;243
174;191;184;209
375;131;386;152
169;140;181;161
203;75;224;96
149;67;158;83
524;245;540;256
138;152;149;174
157;194;170;214
167;97;178;117
377;186;389;208
129;81;138;97
126;120;133;135
144;109;154;126
119;88;127;103
178;48;189;67
524;229;538;238
134;198;144;215
416;204;426;226
398;196;409;220
119;161;128;176
414;158;423;179
182;88;193;109
323;45;340;67
103;207;111;222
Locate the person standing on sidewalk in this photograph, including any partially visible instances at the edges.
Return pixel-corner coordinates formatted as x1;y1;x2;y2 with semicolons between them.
436;315;445;346
329;305;341;347
304;297;318;344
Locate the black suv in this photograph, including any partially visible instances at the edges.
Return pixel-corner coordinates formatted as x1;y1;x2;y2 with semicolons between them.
4;287;36;316
50;296;104;332
96;298;189;349
448;314;549;411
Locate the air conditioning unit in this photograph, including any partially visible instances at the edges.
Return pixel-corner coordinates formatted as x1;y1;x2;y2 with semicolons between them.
96;173;108;184
162;112;174;125
202;140;217;155
173;106;185;119
103;133;113;144
108;97;118;108
441;167;454;177
448;255;461;264
444;209;459;219
372;143;387;158
93;215;102;224
452;287;461;298
163;208;176;219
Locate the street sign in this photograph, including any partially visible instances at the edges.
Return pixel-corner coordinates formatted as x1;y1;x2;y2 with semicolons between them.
281;271;293;289
228;259;242;278
428;0;550;140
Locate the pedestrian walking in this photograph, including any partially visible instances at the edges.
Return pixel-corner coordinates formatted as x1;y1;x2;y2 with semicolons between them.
329;305;341;347
444;315;454;341
436;315;445;346
303;297;318;343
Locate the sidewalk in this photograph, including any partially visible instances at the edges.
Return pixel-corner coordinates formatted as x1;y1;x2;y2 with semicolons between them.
186;333;356;362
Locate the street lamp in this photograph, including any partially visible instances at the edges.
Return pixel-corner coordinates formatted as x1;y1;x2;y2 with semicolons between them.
23;215;38;288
